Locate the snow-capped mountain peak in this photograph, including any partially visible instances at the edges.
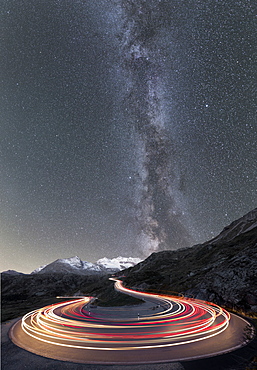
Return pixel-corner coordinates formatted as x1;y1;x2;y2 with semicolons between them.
56;256;83;268
96;256;142;270
31;256;142;275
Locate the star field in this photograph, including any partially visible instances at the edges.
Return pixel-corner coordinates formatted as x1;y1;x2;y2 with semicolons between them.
1;0;256;272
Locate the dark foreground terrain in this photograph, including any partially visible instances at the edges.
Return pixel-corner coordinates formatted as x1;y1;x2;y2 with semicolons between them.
2;316;257;370
1;208;257;369
2;208;257;322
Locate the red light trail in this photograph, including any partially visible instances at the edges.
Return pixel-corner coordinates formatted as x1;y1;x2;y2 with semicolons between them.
20;279;230;350
9;279;253;364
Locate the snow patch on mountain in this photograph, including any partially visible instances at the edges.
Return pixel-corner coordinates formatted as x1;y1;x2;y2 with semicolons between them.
32;265;47;274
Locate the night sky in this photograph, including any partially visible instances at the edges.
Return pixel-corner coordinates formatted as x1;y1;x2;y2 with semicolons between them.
1;0;256;273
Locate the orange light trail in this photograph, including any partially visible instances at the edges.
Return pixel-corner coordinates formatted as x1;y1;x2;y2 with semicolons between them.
20;279;230;350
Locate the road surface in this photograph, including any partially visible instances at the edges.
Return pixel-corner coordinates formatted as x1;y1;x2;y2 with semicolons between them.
9;279;254;364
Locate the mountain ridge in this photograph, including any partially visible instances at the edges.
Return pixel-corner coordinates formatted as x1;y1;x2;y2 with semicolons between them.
31;255;142;275
1;256;142;275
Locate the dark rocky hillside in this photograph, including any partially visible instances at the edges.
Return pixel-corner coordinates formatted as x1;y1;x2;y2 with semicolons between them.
1;273;142;322
119;208;257;314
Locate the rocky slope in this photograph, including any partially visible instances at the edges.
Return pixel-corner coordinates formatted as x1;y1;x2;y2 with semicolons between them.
119;208;257;314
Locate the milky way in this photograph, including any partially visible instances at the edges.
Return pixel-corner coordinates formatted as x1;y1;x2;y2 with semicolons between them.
1;0;256;272
119;0;194;255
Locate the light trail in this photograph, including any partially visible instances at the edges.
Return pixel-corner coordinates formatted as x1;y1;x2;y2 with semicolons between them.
18;279;231;351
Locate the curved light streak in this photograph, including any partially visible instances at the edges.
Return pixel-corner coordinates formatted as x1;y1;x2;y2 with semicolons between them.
19;279;231;351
